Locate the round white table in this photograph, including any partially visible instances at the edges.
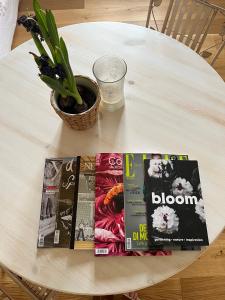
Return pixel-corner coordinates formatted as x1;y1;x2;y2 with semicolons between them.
0;22;224;296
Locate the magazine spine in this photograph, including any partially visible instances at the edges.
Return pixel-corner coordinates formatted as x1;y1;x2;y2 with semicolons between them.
69;156;81;249
37;159;48;248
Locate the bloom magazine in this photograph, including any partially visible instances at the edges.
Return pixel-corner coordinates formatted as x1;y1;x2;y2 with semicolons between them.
143;159;209;249
123;153;188;251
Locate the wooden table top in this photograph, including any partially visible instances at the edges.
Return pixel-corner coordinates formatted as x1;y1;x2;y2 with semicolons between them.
0;22;224;296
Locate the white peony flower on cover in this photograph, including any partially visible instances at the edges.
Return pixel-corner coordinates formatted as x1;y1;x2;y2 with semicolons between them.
151;205;179;234
148;159;173;178
195;198;206;223
172;177;193;196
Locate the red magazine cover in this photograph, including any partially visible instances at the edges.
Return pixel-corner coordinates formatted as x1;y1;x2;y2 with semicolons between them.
94;153;171;256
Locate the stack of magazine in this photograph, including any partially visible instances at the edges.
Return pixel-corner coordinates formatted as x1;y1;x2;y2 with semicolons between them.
37;153;209;256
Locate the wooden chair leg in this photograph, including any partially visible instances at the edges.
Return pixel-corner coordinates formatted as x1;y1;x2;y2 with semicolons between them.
0;284;14;300
0;264;55;300
92;293;140;300
124;292;141;300
211;40;225;66
93;296;114;300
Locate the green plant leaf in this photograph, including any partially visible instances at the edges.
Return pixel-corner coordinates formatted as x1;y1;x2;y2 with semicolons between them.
38;9;48;37
29;51;40;66
33;0;41;12
40;75;77;98
33;0;48;39
46;10;60;47
59;37;76;90
54;48;61;64
59;37;69;64
31;32;48;57
55;46;73;89
33;0;56;61
55;46;82;104
62;76;69;87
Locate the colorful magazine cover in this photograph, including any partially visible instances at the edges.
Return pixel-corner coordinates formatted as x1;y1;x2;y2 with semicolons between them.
94;153;171;256
144;159;209;248
123;153;188;251
74;156;95;250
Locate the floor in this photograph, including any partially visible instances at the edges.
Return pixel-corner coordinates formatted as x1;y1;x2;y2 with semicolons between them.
1;1;225;299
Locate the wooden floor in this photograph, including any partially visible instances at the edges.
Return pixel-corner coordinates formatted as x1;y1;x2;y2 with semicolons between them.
2;1;225;299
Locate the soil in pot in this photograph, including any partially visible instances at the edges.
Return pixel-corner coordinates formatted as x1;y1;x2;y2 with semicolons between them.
58;84;96;114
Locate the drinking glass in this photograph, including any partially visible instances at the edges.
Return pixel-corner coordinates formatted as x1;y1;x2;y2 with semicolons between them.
93;55;127;111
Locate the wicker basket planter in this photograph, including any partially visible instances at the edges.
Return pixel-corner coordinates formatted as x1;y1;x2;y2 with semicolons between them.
50;75;101;130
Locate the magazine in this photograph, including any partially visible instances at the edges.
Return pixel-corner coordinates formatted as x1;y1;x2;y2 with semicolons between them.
144;159;209;248
94;153;171;256
38;154;206;253
37;157;79;248
123;153;188;251
74;156;95;250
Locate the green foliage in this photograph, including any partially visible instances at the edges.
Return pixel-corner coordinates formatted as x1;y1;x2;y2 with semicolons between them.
46;10;60;48
60;38;69;63
31;32;48;57
40;75;77;98
22;0;83;105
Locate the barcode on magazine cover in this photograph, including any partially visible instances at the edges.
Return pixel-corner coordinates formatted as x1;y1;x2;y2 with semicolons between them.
95;248;109;255
38;234;44;247
54;230;60;244
126;238;132;250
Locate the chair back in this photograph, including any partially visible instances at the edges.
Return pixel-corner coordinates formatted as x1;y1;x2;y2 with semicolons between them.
146;0;225;64
161;0;218;53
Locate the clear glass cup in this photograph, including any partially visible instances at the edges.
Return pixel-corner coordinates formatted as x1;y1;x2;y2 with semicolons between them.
93;55;127;111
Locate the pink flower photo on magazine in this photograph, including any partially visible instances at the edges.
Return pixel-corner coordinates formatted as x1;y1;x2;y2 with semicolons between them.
94;153;171;257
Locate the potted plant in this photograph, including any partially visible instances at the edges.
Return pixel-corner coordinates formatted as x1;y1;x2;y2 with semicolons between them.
17;0;100;130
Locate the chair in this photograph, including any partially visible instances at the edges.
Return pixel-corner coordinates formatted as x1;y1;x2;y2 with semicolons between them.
1;265;140;300
0;266;55;300
145;0;225;65
0;286;14;300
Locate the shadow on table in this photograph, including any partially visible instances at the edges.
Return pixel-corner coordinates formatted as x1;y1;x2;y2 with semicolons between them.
54;106;125;157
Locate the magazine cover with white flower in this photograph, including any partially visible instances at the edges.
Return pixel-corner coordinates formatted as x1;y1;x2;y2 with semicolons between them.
143;159;209;248
123;153;188;251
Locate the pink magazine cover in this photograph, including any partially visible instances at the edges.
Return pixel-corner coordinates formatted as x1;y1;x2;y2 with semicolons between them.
94;153;171;256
